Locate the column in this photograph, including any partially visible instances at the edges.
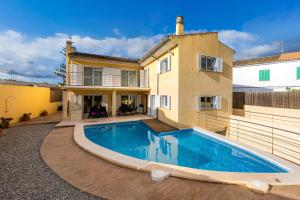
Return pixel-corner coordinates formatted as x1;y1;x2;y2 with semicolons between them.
112;89;116;116
62;90;68;119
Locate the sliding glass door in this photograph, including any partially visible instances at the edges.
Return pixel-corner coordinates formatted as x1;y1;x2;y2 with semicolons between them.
84;67;103;86
121;70;137;87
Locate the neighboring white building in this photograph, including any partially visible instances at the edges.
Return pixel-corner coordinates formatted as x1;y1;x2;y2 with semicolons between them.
233;51;300;92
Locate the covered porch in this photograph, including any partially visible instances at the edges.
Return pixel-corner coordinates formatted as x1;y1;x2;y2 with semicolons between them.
62;86;150;121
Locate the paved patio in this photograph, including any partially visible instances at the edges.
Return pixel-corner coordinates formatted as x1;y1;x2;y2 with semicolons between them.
41;126;300;200
0;124;99;199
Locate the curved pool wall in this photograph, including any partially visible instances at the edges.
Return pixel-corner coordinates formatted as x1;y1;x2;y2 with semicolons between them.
84;121;286;173
74;119;300;186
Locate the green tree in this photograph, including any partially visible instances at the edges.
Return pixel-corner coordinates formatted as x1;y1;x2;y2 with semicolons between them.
54;47;66;84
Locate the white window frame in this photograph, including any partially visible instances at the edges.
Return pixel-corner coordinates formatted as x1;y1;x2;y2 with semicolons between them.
159;55;172;74
198;54;223;72
197;96;222;110
160;95;171;109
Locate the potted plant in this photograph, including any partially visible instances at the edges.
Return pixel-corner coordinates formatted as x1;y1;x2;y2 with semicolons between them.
40;110;48;117
20;113;31;122
1;117;13;128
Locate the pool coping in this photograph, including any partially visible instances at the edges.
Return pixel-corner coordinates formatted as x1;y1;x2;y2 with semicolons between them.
74;118;300;190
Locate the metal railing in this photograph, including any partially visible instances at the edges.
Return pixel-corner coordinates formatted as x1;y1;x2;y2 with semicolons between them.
67;72;147;88
197;112;300;164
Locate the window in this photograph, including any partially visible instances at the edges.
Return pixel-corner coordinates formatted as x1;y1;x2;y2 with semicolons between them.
157;56;171;74
121;70;137;87
198;55;223;72
197;96;221;110
83;67;103;86
297;67;300;80
259;69;270;81
50;89;62;102
160;95;171;109
160;58;168;73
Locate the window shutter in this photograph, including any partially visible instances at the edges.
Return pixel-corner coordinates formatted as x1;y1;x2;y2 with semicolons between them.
196;96;201;111
156;60;160;74
168;96;171;110
216;58;223;72
214;96;222;109
197;54;202;70
147;95;151;115
155;95;160;108
139;70;144;87
167;55;171;71
297;67;300;79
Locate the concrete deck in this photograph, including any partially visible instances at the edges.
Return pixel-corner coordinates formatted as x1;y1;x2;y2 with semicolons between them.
41;126;300;200
56;114;153;127
142;119;178;132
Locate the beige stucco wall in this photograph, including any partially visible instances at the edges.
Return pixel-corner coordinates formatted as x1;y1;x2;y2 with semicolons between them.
144;47;179;127
170;33;233;128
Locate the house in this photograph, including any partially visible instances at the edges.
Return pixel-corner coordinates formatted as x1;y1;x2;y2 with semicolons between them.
233;51;300;92
62;16;234;129
0;79;62;123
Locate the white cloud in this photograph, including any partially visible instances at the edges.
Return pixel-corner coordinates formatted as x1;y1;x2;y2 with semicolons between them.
239;42;281;59
0;28;286;83
218;30;256;47
112;28;122;36
0;30;163;83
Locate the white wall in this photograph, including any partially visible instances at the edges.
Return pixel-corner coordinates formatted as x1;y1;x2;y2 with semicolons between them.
233;60;300;91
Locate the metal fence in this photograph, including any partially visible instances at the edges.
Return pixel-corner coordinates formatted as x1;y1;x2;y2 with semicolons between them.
233;91;300;109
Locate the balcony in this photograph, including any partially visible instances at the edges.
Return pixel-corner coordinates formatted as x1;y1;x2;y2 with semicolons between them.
65;72;149;91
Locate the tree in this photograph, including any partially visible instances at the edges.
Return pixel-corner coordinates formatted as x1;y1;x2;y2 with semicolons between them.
54;47;66;84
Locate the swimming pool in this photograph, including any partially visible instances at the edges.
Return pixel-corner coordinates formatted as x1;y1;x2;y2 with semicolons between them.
84;121;287;173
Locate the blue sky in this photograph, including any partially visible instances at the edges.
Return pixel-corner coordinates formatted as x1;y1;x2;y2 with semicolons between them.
0;0;300;83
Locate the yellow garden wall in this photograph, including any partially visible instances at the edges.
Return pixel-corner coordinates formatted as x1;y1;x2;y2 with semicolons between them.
0;84;61;123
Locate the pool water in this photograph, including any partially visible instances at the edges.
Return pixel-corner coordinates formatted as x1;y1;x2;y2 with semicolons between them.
84;121;287;173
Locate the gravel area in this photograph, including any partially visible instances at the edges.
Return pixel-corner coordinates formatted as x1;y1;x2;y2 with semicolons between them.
0;124;100;200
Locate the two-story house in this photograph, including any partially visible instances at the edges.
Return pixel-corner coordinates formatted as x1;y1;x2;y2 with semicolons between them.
63;16;234;129
233;51;300;92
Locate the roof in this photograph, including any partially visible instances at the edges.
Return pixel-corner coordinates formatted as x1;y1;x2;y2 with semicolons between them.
139;36;171;62
68;52;139;63
234;51;300;67
69;31;235;64
140;31;234;63
0;79;60;88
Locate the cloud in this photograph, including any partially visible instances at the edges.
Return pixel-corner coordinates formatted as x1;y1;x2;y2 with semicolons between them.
239;42;281;59
0;27;290;83
0;30;164;83
112;28;122;36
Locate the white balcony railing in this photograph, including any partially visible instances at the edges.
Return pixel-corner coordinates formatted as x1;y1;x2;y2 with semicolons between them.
68;72;148;88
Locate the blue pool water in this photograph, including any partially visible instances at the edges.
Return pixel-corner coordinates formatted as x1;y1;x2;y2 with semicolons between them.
84;121;287;173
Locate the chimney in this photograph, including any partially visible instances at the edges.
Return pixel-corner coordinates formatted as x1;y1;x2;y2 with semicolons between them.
176;16;184;35
65;39;75;54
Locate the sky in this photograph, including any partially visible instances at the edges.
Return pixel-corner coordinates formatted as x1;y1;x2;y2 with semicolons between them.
1;0;300;83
